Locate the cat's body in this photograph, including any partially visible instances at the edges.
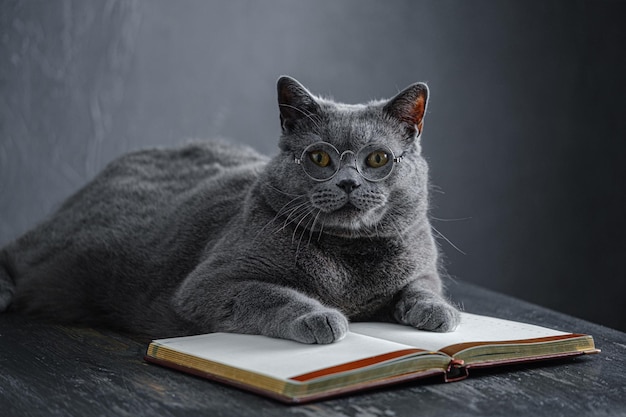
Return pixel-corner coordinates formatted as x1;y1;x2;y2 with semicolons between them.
0;77;460;343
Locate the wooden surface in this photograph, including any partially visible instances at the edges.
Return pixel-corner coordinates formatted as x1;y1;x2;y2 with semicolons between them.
1;280;624;417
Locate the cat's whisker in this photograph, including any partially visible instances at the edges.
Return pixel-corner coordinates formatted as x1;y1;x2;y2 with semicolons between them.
276;198;308;221
280;201;312;233
431;226;466;255
373;222;381;240
430;216;472;222
295;211;316;258
266;197;308;232
429;184;446;195
293;208;320;261
291;207;315;244
262;182;303;198
390;222;406;245
306;209;323;248
257;195;308;238
375;207;402;240
316;216;326;242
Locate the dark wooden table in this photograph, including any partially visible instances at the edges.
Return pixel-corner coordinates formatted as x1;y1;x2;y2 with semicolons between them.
1;280;624;417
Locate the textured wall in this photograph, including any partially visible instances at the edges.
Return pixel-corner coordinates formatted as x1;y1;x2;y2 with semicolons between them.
1;0;625;330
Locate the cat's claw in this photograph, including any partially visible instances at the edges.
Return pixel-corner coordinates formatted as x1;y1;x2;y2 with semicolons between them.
288;310;349;344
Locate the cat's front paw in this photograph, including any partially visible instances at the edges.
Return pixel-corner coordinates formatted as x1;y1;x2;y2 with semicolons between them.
396;294;460;332
288;309;349;344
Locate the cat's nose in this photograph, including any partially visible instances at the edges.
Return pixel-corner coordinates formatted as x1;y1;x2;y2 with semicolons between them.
336;179;360;194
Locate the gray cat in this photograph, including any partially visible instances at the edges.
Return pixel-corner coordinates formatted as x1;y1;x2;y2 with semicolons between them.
0;76;460;343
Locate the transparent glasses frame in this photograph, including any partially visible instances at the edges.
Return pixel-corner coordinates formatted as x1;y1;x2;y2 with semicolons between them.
294;141;404;183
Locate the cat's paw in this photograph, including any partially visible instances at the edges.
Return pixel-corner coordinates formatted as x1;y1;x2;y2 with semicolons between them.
288;309;349;344
396;294;460;332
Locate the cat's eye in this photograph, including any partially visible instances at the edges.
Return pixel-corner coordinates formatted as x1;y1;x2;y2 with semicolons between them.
309;151;331;167
366;151;389;168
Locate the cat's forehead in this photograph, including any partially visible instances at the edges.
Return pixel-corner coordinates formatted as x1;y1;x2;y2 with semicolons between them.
308;102;401;150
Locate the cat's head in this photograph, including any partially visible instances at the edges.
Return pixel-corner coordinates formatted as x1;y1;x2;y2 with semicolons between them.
262;76;431;238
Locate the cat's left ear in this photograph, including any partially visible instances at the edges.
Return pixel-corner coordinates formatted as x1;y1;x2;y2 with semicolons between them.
277;76;321;133
383;83;429;139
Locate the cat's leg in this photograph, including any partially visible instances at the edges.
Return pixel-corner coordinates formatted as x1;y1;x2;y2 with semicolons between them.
172;266;349;344
393;278;460;332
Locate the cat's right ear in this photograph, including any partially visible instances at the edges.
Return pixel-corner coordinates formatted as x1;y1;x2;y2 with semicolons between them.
277;76;320;132
383;82;429;139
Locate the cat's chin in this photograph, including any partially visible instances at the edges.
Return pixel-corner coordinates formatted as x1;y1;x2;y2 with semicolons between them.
319;204;384;237
333;202;362;217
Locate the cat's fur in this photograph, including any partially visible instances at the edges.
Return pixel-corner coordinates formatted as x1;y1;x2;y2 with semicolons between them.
0;76;460;343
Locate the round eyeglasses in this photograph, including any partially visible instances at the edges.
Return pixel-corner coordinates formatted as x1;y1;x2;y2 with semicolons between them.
294;141;404;182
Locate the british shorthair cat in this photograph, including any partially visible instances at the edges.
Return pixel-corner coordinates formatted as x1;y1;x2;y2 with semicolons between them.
0;76;460;343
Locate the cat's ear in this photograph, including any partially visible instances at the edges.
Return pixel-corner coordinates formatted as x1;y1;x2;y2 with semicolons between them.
383;83;429;139
277;76;320;132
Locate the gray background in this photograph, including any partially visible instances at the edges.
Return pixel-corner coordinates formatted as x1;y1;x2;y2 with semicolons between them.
1;0;625;331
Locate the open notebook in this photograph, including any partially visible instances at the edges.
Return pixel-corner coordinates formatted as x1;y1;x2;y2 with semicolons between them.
144;312;598;403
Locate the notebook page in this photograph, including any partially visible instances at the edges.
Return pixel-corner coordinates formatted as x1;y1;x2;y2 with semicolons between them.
349;312;569;352
152;331;422;380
